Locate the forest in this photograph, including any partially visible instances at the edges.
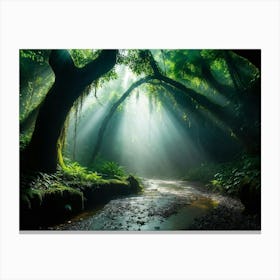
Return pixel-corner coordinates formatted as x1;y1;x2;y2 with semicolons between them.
20;49;261;231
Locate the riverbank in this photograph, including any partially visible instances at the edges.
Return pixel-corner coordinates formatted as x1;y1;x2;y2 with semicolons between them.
185;181;261;230
53;179;260;231
20;172;141;230
188;194;260;230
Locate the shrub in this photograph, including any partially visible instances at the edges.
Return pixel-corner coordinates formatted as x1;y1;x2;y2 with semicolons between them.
62;162;102;182
185;155;260;197
90;158;126;178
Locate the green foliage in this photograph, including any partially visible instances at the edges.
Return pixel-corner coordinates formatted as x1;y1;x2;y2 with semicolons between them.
23;157;102;185
90;158;126;178
43;183;83;198
69;49;101;68
69;49;119;89
20;133;32;151
185;155;260;196
21;172;60;191
117;50;154;75
98;68;118;88
210;155;260;194
185;163;221;183
209;57;233;87
20;50;50;64
154;50;231;97
63;162;102;182
20;50;54;121
99;161;126;177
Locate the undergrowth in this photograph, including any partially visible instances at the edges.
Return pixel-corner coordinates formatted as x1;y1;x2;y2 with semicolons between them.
62;162;102;181
89;158;126;178
185;154;260;197
20;133;32;151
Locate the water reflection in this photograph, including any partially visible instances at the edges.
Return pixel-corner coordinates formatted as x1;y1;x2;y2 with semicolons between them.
59;179;218;231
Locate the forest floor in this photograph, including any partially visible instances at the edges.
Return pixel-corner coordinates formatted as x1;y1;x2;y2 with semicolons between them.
52;179;260;231
20;172;141;230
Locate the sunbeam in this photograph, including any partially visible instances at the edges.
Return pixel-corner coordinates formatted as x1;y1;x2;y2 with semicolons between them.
20;49;261;231
109;89;206;178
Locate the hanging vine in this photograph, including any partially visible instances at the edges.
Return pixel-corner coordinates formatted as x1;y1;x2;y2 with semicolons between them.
71;79;100;161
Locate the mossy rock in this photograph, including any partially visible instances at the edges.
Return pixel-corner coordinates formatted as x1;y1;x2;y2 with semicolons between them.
20;184;84;229
20;175;141;229
40;184;84;214
81;175;141;208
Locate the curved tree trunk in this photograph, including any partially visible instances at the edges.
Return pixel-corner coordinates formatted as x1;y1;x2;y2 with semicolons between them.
90;76;154;162
22;49;117;173
90;51;260;160
90;72;232;162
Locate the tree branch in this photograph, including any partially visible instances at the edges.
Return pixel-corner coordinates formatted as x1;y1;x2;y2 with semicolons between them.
146;50;162;76
49;50;76;76
78;50;117;87
146;50;235;125
91;75;154;162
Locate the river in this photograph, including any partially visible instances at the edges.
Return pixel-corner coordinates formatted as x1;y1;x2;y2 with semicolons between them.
53;179;238;231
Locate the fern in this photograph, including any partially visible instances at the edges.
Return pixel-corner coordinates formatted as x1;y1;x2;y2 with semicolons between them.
63;162;101;182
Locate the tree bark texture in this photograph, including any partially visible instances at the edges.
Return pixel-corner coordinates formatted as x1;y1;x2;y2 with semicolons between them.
22;49;117;172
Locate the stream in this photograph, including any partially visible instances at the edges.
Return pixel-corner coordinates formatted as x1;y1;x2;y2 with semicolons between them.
54;179;246;231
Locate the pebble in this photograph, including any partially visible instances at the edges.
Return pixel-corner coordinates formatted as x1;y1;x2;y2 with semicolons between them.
58;180;260;231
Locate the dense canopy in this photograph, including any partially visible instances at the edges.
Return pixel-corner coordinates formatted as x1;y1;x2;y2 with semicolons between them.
20;49;261;231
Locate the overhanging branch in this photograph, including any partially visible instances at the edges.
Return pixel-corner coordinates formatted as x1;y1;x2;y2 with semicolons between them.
90;75;155;162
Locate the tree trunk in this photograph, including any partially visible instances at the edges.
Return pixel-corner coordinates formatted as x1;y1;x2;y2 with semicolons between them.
90;76;154;162
22;49;117;173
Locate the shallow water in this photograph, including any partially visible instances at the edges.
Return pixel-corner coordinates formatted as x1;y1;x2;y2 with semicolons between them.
57;179;219;231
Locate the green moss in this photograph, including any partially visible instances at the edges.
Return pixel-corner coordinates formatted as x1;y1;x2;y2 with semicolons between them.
46;183;82;195
77;175;141;208
21;183;84;229
20;170;141;228
57;142;66;169
101;178;129;186
42;184;84;212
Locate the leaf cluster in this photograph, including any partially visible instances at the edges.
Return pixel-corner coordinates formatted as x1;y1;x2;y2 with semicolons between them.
62;162;102;182
20;133;32;151
90;158;126;178
21;172;62;191
68;49;119;90
68;49;101;68
185;155;260;196
20;50;50;65
117;50;154;75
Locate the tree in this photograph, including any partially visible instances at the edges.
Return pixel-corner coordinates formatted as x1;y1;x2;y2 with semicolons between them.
22;49;117;173
89;50;260;161
20;49;260;171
